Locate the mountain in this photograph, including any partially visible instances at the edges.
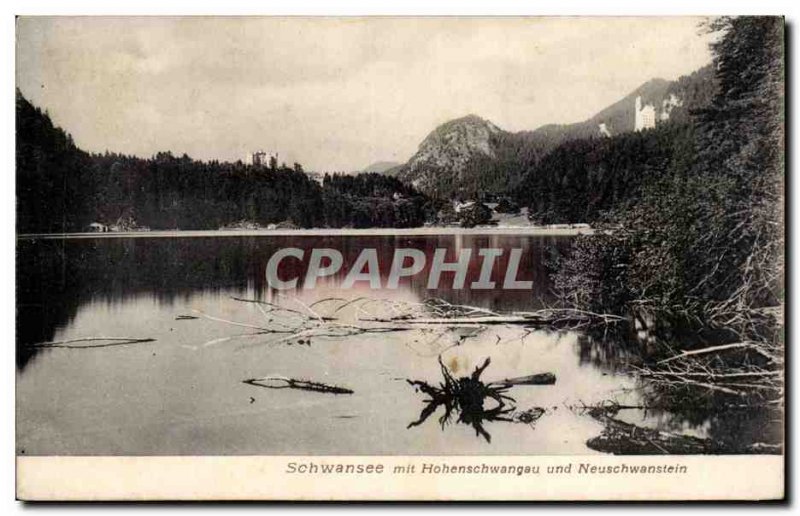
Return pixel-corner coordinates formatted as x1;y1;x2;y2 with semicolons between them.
392;65;715;199
392;115;558;199
392;114;499;189
361;161;401;174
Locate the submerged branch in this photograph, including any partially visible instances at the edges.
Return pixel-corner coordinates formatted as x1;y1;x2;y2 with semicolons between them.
657;341;775;364
190;309;296;333
189;296;627;355
31;337;156;349
360;306;626;329
229;296;310;317
243;376;353;395
489;373;557;387
639;370;780;380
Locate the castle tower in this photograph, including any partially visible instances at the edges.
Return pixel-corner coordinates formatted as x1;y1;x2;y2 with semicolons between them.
245;150;279;167
634;96;656;132
634;96;643;131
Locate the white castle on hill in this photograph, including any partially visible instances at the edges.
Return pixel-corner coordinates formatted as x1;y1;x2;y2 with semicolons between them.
599;93;685;137
634;96;657;132
634;94;683;132
245;150;279;167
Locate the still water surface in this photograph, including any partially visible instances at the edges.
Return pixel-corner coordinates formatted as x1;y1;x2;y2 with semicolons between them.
16;233;723;455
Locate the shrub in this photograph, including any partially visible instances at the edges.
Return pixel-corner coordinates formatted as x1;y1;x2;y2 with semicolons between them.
458;202;493;228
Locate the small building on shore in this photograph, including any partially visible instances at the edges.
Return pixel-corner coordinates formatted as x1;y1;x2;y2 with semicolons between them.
87;222;109;233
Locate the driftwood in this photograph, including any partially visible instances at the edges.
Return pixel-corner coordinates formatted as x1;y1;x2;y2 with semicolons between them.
406;357;516;443
367;316;531;325
657;341;776;365
633;339;782;402
513;407;547;425
489;372;556;387
187;296;624;353
406;357;557;442
362;310;625;328
31;337;156;349
231;296;337;321
640;370;780;379
243;376;353;395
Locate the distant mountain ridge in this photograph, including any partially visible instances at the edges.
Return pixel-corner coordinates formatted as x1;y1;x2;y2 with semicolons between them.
391;64;715;199
361;161;401;174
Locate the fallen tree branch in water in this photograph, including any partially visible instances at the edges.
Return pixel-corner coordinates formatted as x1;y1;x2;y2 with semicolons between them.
639;370;781;380
243;376;353;395
359;308;626;330
632;338;782;403
489;373;557;387
657;341;776;365
190;309;297;333
363;316;532;325
182;331;272;351
31;337;155;348
189;296;624;353
406;357;519;443
229;296;312;318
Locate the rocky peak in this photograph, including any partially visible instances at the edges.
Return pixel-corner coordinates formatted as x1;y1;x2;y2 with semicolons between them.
403;115;503;174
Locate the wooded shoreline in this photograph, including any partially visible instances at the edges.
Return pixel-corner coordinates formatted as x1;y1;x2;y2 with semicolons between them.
16;226;595;240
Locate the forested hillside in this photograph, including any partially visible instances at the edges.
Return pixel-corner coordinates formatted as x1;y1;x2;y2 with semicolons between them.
16;92;432;233
392;65;715;201
547;17;784;425
14;51;727;234
553;16;783;314
516;121;696;224
16;92;95;233
321;173;430;228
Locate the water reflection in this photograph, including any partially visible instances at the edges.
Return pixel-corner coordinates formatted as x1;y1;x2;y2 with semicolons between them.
16;234;570;369
577;309;783;453
14;234;782;455
576;324;642;374
407;357;517;443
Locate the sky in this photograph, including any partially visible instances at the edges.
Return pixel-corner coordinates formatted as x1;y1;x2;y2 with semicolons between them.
16;17;714;172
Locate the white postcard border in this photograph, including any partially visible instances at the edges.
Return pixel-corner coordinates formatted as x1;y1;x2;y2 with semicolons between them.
17;455;784;501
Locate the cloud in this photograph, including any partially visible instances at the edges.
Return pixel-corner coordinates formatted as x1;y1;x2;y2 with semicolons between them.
16;16;713;171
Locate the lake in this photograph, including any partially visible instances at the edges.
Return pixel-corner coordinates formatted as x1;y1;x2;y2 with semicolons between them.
16;232;775;455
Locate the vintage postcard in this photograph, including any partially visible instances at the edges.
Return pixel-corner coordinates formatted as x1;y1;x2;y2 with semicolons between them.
15;16;784;501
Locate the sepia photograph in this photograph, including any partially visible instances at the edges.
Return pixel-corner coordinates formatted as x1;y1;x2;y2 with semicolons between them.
13;13;785;501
